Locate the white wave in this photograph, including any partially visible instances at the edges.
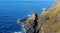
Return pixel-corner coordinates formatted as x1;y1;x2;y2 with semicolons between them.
14;31;22;33
17;19;21;23
28;14;31;17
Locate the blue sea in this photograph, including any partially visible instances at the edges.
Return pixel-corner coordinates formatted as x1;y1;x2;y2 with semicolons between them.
0;0;55;33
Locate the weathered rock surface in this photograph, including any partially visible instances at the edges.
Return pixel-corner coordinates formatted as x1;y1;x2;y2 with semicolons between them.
19;12;38;33
19;0;60;33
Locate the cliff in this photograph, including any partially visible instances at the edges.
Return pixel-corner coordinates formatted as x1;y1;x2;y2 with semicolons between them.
19;12;38;33
19;0;60;33
39;0;60;33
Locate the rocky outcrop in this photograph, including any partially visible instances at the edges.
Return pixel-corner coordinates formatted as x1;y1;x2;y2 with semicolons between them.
19;12;38;33
19;0;60;33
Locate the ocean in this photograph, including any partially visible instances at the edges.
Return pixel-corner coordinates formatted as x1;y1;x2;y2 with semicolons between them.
0;1;55;33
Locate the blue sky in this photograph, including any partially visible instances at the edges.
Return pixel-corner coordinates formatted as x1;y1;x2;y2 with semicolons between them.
0;0;55;1
0;0;56;4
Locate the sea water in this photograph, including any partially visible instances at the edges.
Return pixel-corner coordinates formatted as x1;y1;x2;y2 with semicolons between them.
0;1;55;33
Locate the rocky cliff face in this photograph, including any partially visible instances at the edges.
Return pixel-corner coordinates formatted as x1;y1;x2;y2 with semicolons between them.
19;12;38;33
19;0;60;33
39;0;60;33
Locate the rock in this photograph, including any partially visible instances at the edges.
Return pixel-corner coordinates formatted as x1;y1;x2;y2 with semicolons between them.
39;0;60;33
19;0;60;33
19;12;38;33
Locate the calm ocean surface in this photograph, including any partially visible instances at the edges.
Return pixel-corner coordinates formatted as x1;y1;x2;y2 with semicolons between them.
0;1;55;33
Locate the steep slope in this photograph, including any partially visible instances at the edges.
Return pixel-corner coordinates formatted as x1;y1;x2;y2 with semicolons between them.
39;0;60;33
19;0;60;33
19;12;38;33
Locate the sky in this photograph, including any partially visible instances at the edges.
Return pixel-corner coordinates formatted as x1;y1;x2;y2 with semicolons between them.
0;0;55;1
0;0;56;4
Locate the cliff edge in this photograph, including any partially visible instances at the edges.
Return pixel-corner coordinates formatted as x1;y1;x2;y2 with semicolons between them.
39;0;60;33
19;0;60;33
